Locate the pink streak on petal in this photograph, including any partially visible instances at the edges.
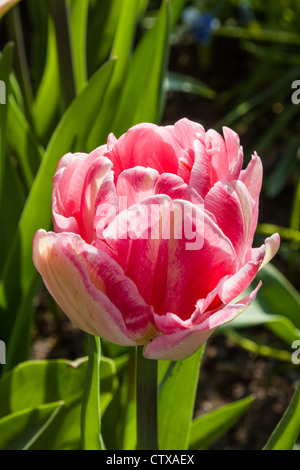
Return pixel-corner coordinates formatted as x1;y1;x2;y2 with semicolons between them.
206;129;228;183
223;126;243;179
204;180;253;262
257;233;280;270
52;146;107;234
189;139;212;198
174;117;205;149
116;166;159;211
105;123;182;179
144;283;261;360
103;195;237;321
154;173;204;206
79;157;114;243
33;230;153;344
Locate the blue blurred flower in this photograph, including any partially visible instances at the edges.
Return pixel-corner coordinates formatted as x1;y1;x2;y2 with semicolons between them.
182;7;220;44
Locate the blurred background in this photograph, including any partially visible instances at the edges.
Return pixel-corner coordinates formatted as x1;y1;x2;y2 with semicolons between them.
0;0;299;450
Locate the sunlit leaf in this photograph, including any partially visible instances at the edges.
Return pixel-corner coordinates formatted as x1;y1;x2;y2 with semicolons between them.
0;58;116;371
263;381;300;450
158;346;204;450
189;396;254;450
0;401;64;450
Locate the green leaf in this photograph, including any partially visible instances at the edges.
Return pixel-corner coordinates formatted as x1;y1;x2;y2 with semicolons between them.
170;0;188;29
49;0;76;110
158;346;204;450
165;71;216;99
87;0;139;149
0;358;87;418
0;401;64;450
0;43;14;202
225;329;295;362
6;95;44;190
81;335;104;450
31;356;118;450
219;264;300;346
110;0;171;138
263;381;300;450
0;57;116;371
0;356;118;450
32;17;60;141
69;0;89;93
86;0;122;74
189;396;254;450
0;151;25;272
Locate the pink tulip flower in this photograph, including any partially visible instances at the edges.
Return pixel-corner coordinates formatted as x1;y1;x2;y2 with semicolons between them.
33;119;280;360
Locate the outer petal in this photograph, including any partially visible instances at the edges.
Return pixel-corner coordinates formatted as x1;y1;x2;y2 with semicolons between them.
252;232;280;271
33;230;154;345
206;129;228;183
52;146;107;234
223;126;243;179
144;283;261;360
239;153;263;262
79;156;116;243
194;233;280;319
189;138;212;198
204;180;253;262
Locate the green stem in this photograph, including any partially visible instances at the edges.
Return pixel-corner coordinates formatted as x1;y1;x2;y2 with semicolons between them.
136;346;158;450
81;334;104;450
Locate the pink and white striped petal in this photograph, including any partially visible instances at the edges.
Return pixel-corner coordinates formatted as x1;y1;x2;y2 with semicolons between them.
105;123;183;179
144;283;261;360
52;147;108;234
204;180;253;262
103;195;237;321
33;230;154;345
79;157;115;243
116;167;159;211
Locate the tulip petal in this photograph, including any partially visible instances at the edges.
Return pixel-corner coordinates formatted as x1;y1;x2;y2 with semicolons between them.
206;129;228;182
116;166;159;211
103;195;237;321
144;283;261;360
189;139;212;198
80;157;116;243
52;147;107;234
254;232;281;271
204;180;253;261
174;117;205;149
223;126;243;179
33;230;154;345
106;123;182;179
154;172;204;206
239;152;263;203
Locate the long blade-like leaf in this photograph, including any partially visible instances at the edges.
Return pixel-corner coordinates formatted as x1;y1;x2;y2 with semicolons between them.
0;401;64;450
189;396;254;450
263;381;300;450
81;335;104;450
158;346;204;450
0;58;116;371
